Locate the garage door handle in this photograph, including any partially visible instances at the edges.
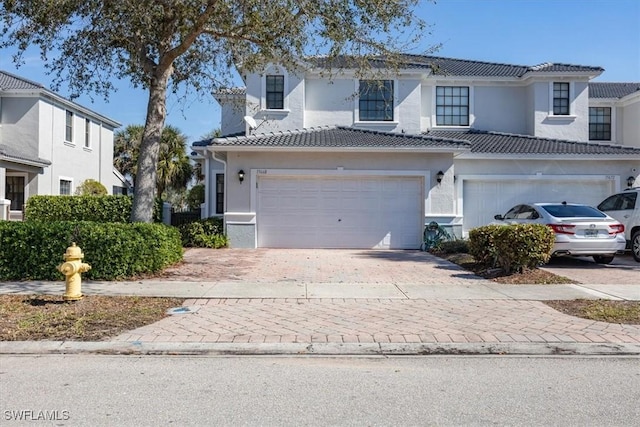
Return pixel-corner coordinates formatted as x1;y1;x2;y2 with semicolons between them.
338;219;341;222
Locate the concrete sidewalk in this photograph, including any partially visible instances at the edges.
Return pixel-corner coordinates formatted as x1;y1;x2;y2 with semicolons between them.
1;249;639;356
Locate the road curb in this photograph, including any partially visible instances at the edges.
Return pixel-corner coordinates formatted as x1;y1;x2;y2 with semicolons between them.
2;341;639;356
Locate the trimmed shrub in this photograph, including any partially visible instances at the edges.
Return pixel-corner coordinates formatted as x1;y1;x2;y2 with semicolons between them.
468;225;502;267
25;195;163;223
75;179;108;196
0;221;182;281
434;239;469;254
25;195;132;223
179;217;228;248
469;224;555;273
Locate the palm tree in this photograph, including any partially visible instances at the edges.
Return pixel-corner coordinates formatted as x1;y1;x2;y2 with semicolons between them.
113;124;193;199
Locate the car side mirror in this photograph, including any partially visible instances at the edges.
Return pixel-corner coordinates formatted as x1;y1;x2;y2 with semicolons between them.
494;214;503;220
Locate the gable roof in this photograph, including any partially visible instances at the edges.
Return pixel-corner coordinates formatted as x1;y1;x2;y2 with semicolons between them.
426;129;640;157
0;70;44;91
195;126;471;152
0;144;51;168
308;54;603;78
589;82;640;99
0;70;121;128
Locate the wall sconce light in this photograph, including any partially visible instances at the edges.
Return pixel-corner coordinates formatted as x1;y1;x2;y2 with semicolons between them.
238;169;245;183
627;176;636;188
436;171;445;184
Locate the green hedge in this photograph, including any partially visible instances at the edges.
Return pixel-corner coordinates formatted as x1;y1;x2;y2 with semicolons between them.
0;221;182;280
469;224;555;273
24;195;163;223
179;217;229;248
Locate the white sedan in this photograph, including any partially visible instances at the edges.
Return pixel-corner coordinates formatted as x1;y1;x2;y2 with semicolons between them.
493;202;626;264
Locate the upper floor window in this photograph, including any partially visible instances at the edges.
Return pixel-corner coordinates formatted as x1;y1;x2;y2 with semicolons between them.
84;118;91;148
589;107;611;141
359;80;394;121
436;86;469;126
59;179;72;195
65;110;74;142
266;75;284;109
553;82;570;115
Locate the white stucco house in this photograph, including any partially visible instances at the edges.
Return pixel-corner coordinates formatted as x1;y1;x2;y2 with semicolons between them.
192;55;640;249
0;70;127;220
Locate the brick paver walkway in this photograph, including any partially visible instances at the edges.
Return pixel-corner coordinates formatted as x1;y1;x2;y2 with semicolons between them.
113;299;640;345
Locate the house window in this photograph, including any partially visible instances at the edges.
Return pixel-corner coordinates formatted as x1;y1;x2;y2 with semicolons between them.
359;80;394;121
589;107;611;141
60;179;72;195
216;173;224;214
436;86;469;126
65;110;74;142
266;75;284;109
84;118;91;148
6;176;25;211
553;82;570;115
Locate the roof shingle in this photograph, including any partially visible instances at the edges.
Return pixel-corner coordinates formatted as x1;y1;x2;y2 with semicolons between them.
589;82;640;99
0;70;43;90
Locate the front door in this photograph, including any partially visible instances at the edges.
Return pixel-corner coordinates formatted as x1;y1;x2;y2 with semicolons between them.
5;175;26;220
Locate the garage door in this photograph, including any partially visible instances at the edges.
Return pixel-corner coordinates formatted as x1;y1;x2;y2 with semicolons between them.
257;175;423;249
463;178;614;233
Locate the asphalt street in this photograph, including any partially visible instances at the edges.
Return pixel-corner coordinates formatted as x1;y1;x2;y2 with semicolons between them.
1;355;639;426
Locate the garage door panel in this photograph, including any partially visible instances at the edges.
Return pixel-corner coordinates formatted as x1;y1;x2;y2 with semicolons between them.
463;179;614;234
258;175;423;249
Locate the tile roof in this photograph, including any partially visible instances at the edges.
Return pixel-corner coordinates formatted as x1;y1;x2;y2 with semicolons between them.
198;126;471;150
0;70;44;90
426;129;640;156
308;55;603;78
589;82;640;99
0;144;51;167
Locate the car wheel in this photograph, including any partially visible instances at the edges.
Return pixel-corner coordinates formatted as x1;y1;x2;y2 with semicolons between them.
593;255;615;264
632;230;640;263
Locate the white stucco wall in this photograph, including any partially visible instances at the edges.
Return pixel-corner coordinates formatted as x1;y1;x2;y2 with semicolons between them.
221;151;455;215
532;80;590;141
620;97;640;147
473;86;528;134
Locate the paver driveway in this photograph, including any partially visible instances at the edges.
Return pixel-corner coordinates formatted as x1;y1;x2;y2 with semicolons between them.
158;248;488;285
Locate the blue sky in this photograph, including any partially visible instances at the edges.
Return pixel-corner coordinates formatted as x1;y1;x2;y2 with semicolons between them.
1;0;638;143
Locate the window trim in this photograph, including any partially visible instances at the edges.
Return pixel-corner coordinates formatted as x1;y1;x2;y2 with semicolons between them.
548;81;576;117
65;110;74;143
433;85;473;128
354;78;399;125
260;67;289;112
59;177;74;195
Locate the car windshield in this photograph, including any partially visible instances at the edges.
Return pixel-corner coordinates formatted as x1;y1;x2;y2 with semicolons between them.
541;204;606;218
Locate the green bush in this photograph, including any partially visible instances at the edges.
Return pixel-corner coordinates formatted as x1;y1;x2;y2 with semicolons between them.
75;179;108;196
25;195;163;223
0;221;182;280
469;224;555;273
25;195;132;222
186;184;205;210
179;217;228;248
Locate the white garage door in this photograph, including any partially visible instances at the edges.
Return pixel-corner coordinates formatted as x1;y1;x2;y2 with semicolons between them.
257;175;423;249
463;178;614;233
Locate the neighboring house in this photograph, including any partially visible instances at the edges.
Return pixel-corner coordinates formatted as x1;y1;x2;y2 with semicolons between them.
0;70;126;220
192;55;640;249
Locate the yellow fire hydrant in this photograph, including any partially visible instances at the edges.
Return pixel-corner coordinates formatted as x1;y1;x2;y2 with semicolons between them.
58;243;91;301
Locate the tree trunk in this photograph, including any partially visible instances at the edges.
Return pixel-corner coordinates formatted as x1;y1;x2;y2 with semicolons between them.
130;69;171;223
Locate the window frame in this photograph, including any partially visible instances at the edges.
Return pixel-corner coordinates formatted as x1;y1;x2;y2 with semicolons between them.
358;79;395;122
65;110;74;143
215;173;225;214
265;75;284;110
84;118;92;148
59;177;73;195
589;106;612;141
435;86;470;127
552;82;570;115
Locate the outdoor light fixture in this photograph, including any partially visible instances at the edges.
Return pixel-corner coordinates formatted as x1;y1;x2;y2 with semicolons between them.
238;169;245;183
436;170;445;184
627;176;636;188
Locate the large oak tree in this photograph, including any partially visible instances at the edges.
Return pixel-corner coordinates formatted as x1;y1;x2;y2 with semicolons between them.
1;0;426;222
